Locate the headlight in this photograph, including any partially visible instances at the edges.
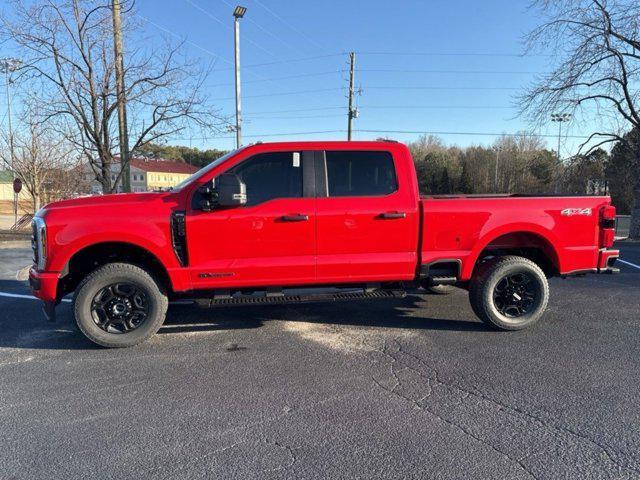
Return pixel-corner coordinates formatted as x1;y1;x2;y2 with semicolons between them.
31;217;47;271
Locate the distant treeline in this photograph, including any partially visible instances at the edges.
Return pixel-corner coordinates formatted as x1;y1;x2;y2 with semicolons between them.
408;132;638;215
137;130;639;215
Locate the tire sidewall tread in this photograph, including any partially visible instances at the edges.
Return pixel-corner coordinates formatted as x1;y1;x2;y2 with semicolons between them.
469;255;549;331
73;262;168;348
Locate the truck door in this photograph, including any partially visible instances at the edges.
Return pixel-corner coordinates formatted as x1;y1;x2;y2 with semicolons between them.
315;149;419;282
186;150;317;289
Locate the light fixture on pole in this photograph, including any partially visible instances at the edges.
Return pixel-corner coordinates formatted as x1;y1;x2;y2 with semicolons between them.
233;6;246;149
0;57;22;224
551;113;572;162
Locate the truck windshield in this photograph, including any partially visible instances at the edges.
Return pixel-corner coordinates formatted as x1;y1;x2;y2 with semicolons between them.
172;148;243;191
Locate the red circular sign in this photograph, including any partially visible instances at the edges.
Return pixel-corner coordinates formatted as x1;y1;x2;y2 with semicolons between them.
13;178;22;194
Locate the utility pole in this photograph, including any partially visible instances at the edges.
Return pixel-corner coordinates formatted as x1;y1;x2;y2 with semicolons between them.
233;6;247;149
112;0;131;193
347;52;356;141
1;57;21;223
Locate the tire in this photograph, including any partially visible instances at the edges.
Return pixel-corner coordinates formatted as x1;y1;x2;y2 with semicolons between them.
73;263;168;348
469;256;549;331
424;284;456;295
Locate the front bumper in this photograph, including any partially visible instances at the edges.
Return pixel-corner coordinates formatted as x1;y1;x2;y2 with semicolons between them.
597;249;619;274
29;267;59;322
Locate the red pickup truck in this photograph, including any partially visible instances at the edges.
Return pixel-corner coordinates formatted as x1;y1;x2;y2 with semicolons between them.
29;141;619;347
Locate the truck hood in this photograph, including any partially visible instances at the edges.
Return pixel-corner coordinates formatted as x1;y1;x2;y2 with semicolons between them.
39;192;173;214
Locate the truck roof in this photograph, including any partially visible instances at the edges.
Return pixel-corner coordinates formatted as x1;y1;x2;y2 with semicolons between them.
244;140;402;149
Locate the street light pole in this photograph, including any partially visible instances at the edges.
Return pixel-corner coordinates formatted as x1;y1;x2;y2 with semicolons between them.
551;113;572;163
494;147;500;192
1;57;22;224
551;113;571;193
233;6;247;149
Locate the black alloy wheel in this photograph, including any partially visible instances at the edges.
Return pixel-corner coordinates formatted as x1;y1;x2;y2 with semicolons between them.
469;256;549;331
74;263;168;348
91;282;149;334
492;272;538;318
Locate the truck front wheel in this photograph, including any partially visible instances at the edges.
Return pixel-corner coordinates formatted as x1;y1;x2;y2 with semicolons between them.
73;263;168;348
469;256;549;330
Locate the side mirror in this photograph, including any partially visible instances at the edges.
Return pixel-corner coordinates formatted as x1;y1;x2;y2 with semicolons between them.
215;173;247;207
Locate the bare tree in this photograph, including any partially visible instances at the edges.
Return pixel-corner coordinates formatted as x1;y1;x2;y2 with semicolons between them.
520;0;640;237
0;123;76;212
1;0;225;193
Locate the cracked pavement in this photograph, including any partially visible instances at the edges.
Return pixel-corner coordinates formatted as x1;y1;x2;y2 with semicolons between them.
1;242;639;479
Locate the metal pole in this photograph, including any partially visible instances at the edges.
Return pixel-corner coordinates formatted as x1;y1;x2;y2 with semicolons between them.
347;52;355;141
234;17;242;148
112;0;131;193
557;121;562;163
494;148;499;192
4;69;17;223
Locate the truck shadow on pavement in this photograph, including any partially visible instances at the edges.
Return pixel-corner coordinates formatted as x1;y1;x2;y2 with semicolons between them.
0;278;485;351
161;295;486;335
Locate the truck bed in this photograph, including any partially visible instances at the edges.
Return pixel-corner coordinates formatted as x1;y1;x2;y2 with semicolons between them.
419;195;612;280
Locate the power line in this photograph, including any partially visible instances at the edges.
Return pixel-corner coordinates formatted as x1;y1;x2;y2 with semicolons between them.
213;53;346;70
183;0;283;61
360;105;512;109
356;51;551;57
244;106;345;114
366;86;520;91
137;14;233;66
355;129;591;139
246;114;344;120
244;105;511;114
252;0;326;52
166;128;596;144
138;13;271;81
205;70;344;87
219;0;308;57
169;129;347;141
357;68;545;75
210;87;344;101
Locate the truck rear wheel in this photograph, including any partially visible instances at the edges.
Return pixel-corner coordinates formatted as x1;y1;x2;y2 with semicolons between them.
73;263;168;348
469;256;549;330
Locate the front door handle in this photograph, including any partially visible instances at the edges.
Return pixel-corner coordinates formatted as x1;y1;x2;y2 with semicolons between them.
280;214;309;222
378;212;406;219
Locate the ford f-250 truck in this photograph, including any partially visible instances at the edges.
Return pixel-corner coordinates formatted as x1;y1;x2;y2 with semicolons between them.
29;141;619;347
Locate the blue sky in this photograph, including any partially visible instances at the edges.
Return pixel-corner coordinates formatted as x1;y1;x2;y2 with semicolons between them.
1;0;592;156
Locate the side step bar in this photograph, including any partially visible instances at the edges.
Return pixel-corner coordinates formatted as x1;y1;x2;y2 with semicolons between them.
194;288;406;308
429;276;457;286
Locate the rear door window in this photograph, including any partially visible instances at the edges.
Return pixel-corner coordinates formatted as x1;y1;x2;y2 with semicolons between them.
325;151;397;197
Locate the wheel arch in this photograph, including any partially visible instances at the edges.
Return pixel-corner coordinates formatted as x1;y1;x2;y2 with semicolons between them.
59;241;174;298
463;226;561;280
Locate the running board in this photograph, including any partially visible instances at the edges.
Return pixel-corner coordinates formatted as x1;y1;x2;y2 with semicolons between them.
194;288;406;308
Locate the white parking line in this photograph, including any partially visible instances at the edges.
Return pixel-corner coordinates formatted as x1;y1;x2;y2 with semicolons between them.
0;292;72;302
618;259;640;271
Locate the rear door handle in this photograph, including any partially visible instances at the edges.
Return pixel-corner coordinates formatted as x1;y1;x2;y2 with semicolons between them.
280;214;309;222
378;212;406;219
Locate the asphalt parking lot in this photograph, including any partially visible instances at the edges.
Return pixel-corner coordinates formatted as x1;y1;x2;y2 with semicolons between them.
1;242;639;479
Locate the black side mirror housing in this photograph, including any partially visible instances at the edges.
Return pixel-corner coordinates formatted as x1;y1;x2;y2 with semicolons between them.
215;173;247;207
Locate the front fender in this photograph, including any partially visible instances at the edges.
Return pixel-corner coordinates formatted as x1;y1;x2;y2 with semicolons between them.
46;220;180;273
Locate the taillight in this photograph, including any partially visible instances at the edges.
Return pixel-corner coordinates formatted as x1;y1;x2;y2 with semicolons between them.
599;205;616;247
601;205;616;228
